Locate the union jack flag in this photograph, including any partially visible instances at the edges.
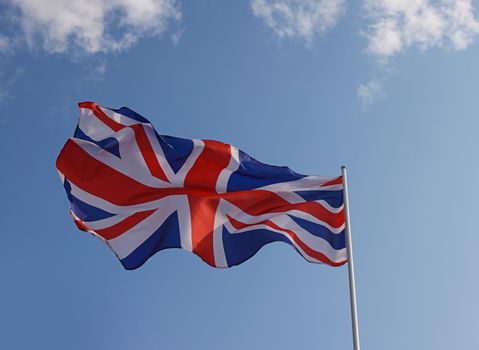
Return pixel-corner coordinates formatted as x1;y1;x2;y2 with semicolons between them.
56;102;347;269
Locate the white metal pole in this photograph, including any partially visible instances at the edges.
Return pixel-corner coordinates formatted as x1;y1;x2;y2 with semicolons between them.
341;166;361;350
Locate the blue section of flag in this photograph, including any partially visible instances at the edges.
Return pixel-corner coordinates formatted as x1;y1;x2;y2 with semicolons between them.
294;190;343;208
289;216;345;250
221;226;294;267
156;134;194;174
111;107;149;124
74;126;121;158
227;150;305;191
120;211;182;270
63;180;115;221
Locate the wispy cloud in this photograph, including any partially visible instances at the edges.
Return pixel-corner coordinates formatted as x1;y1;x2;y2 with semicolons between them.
82;61;108;83
249;1;479;105
171;27;185;46
1;0;182;55
357;78;384;106
357;0;479;105
0;66;24;106
251;0;346;43
362;0;479;58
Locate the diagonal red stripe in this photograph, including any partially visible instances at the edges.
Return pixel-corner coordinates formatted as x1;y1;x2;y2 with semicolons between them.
79;102;169;182
130;124;169;182
79;101;124;132
56;140;182;206
320;176;343;187
95;210;157;240
223;190;344;229
227;216;346;267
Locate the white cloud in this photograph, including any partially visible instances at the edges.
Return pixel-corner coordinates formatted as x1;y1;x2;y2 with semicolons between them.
83;61;108;82
4;0;181;55
357;79;383;106
363;0;479;58
171;27;185;46
0;66;24;105
443;0;479;49
96;62;107;75
251;0;346;43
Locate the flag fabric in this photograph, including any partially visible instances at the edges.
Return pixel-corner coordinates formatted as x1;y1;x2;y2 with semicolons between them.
56;102;347;269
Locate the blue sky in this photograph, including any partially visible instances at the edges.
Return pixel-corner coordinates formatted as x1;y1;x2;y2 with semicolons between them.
1;1;479;349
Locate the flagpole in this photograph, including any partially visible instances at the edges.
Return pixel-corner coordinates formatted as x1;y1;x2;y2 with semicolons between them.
341;166;361;350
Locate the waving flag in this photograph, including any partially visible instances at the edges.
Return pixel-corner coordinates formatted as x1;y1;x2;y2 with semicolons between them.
56;102;347;269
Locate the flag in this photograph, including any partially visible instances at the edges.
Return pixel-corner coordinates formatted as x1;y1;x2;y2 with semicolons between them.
56;102;347;269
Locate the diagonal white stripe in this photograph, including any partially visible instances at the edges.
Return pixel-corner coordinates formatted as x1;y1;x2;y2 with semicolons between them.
216;145;240;194
106;195;189;259
257;175;343;193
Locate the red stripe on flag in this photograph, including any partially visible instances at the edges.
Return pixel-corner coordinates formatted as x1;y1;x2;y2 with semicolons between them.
79;101;124;132
320;176;343;187
95;210;157;240
188;197;219;266
224;190;344;229
56;140;181;206
73;217;90;232
227;216;346;267
130;124;169;182
184;140;231;266
184;140;231;191
79;102;169;182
